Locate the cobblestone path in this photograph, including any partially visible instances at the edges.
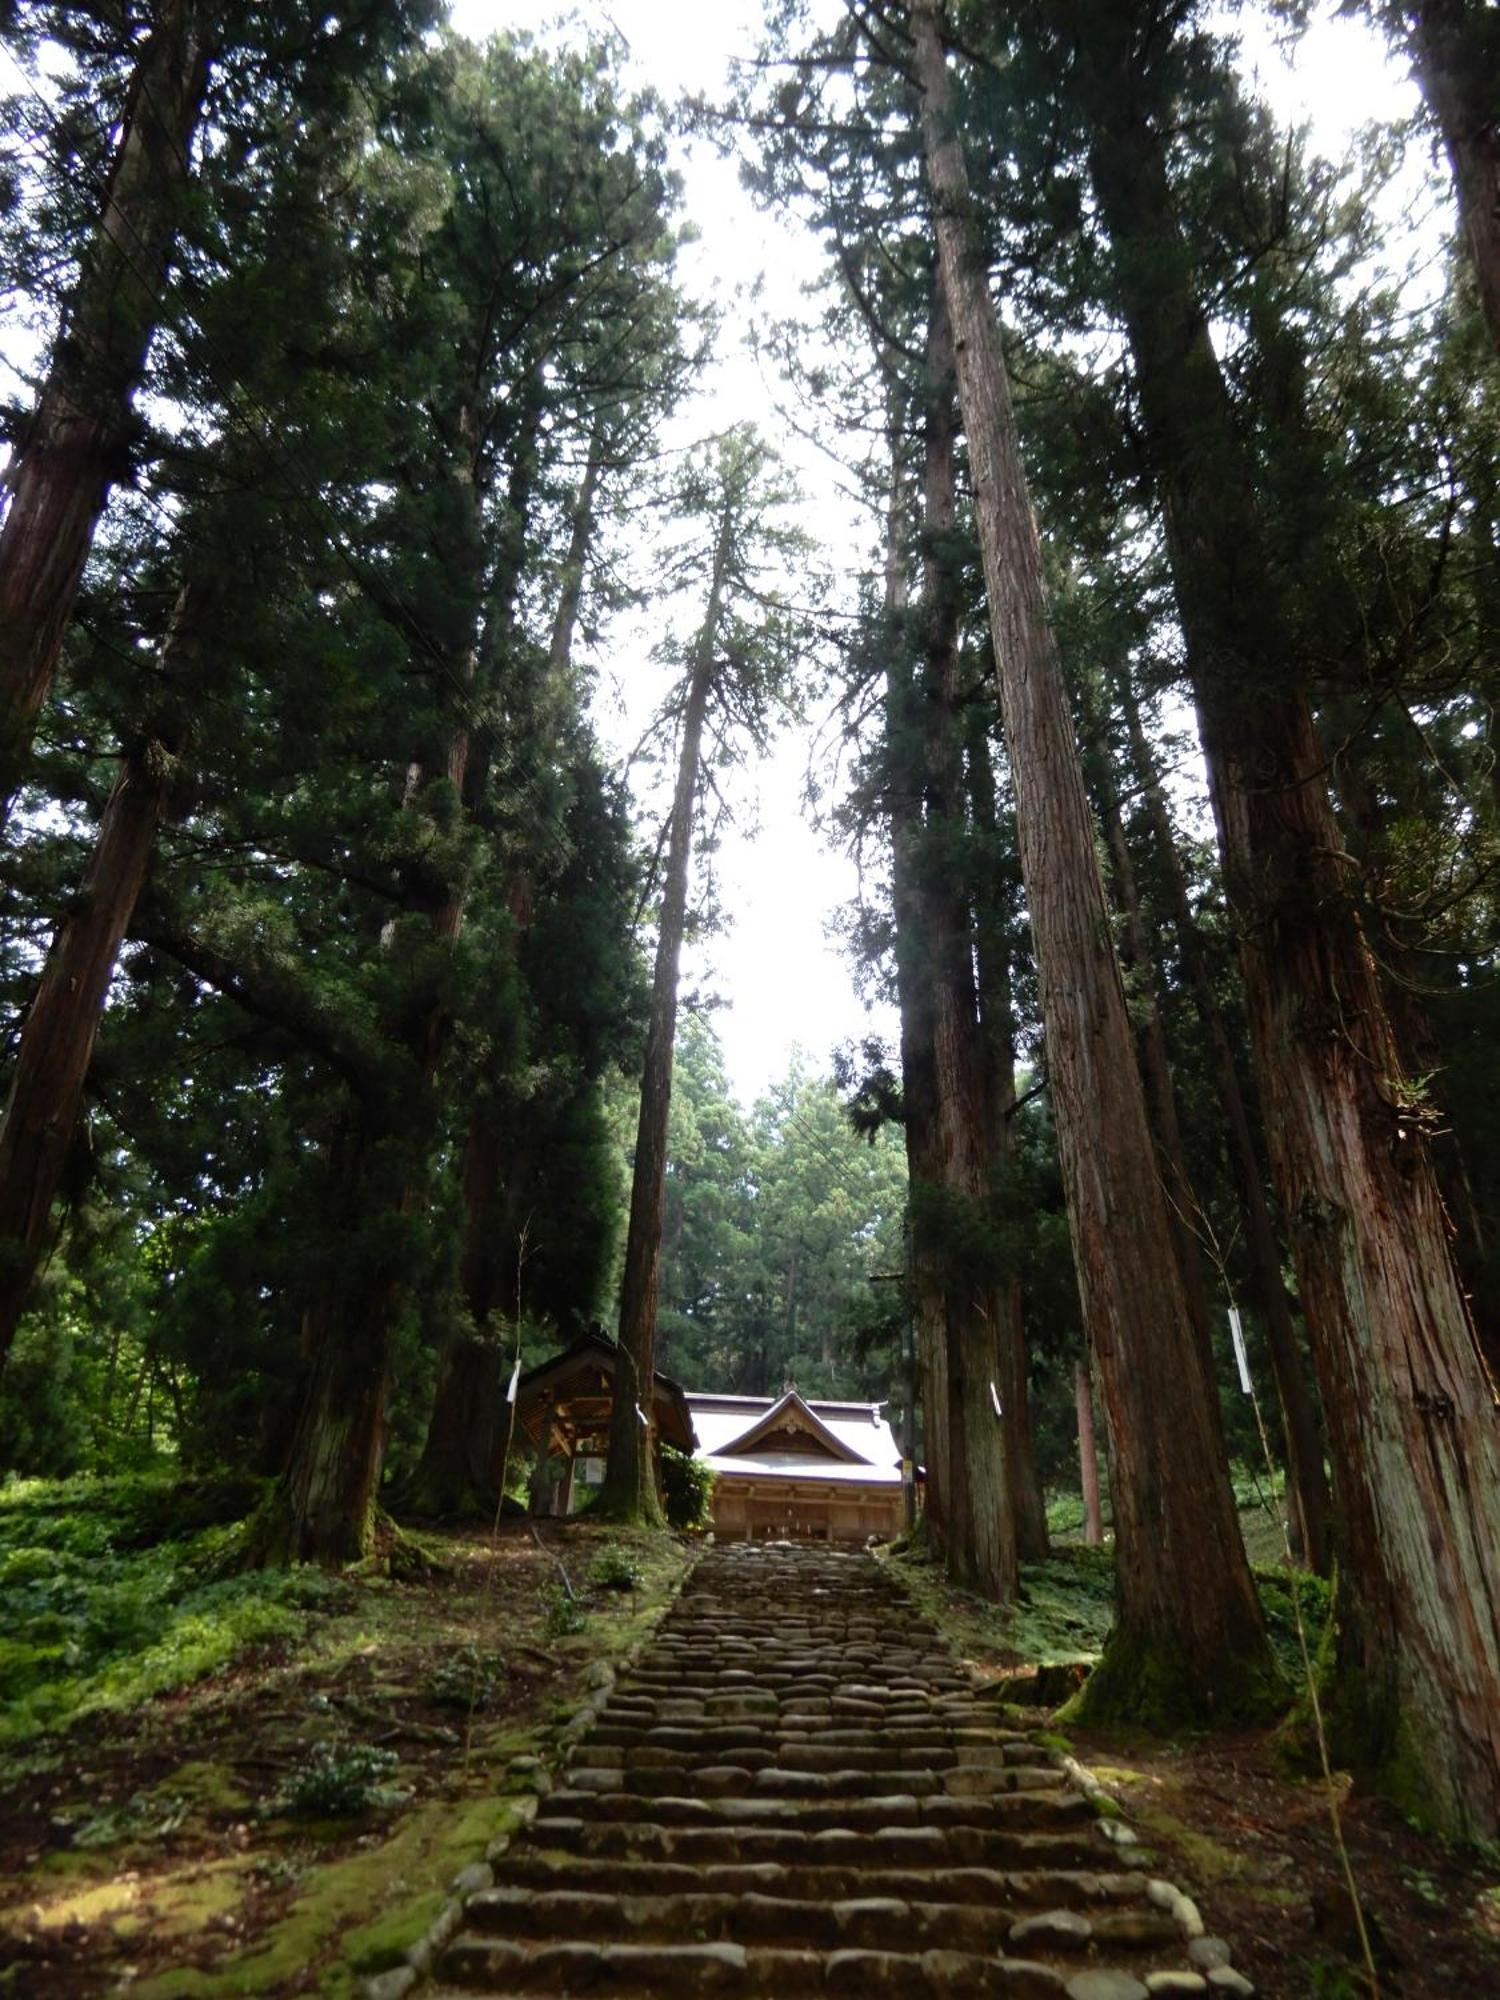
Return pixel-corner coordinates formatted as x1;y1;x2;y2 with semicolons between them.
433;1542;1252;1998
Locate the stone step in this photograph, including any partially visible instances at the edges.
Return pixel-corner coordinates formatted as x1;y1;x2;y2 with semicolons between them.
579;1741;1013;1773
460;1882;1179;1957
526;1811;1107;1869
538;1785;1090;1829
436;1937;1076;1996
586;1724;1024;1752
500;1851;1149;1910
562;1762;1061;1801
433;1543;1239;2000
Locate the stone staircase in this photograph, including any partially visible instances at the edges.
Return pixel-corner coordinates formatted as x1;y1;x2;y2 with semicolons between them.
431;1542;1250;1998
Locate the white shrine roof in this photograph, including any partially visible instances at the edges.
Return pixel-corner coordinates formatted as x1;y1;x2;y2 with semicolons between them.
685;1389;903;1486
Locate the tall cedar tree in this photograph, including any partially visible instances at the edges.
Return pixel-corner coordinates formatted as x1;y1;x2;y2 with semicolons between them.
909;0;1279;1719
599;430;804;1522
255;39;686;1564
909;290;1016;1601
1113;668;1331;1573
1030;0;1500;1831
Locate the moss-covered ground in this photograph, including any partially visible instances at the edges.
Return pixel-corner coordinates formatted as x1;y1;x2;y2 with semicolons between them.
0;1474;692;1996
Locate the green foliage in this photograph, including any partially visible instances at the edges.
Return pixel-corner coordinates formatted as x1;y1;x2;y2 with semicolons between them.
541;1587;588;1639
59;1789;189;1850
1253;1561;1334;1684
274;1741;409;1817
0;1475;345;1744
660;1443;715;1530
1011;1545;1117;1665
429;1645;509;1710
588;1545;644;1592
653;1020;910;1401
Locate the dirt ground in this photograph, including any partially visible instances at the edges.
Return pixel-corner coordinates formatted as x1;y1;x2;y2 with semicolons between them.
1069;1722;1500;2000
0;1518;689;1998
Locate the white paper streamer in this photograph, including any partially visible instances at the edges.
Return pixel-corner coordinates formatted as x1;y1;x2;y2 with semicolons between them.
505;1357;521;1404
636;1402;649;1427
1228;1306;1252;1394
989;1381;1003;1418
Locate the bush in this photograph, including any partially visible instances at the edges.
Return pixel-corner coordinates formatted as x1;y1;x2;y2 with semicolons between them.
274;1741;408;1817
542;1586;587;1638
589;1545;643;1593
660;1445;714;1530
430;1645;508;1710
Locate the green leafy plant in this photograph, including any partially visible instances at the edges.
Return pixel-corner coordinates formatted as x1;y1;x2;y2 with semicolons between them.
542;1587;587;1639
589;1545;643;1593
660;1444;715;1530
62;1789;188;1849
430;1645;508;1710
274;1740;408;1817
1400;1863;1445;1909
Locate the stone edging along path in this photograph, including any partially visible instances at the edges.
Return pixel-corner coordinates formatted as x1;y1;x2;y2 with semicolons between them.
359;1542;1257;2000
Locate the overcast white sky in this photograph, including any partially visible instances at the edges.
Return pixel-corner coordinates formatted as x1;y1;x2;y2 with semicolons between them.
454;0;1435;1103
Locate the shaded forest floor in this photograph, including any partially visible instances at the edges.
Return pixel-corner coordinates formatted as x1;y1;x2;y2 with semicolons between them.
0;1474;692;1996
886;1526;1500;2000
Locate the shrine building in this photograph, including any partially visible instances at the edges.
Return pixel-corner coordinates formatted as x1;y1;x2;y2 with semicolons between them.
686;1387;905;1543
513;1332;907;1541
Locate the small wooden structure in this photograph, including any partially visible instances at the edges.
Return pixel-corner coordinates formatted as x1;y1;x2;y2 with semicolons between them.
513;1331;696;1516
687;1388;905;1543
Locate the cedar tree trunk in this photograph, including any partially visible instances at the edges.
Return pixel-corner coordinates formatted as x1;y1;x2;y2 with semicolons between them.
0;739;174;1365
1090;735;1224;1424
1084;15;1500;1830
1404;0;1500;354
918;289;1015;1602
599;515;730;1523
1117;670;1332;1574
881;456;955;1555
968;721;1049;1558
912;0;1277;1722
0;0;211;818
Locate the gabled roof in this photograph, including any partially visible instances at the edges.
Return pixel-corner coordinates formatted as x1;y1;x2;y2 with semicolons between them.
711;1387;872;1465
515;1331;696;1454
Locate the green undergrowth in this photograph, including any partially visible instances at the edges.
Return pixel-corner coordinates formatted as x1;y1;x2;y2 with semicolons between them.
0;1480;693;1998
885;1489;1333;1731
0;1471;346;1745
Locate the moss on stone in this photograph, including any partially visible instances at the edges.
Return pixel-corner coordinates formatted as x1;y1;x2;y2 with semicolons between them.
344;1890;447;1973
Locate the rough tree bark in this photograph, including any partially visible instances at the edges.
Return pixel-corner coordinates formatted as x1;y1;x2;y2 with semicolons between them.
1401;0;1500;354
0;0;211;819
1082;693;1223;1424
912;0;1277;1721
1116;670;1332;1574
1081;6;1500;1830
1327;719;1500;1381
598;509;732;1524
917;290;1015;1601
967;720;1049;1559
880;448;956;1558
0;581;220;1371
0;740;175;1366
